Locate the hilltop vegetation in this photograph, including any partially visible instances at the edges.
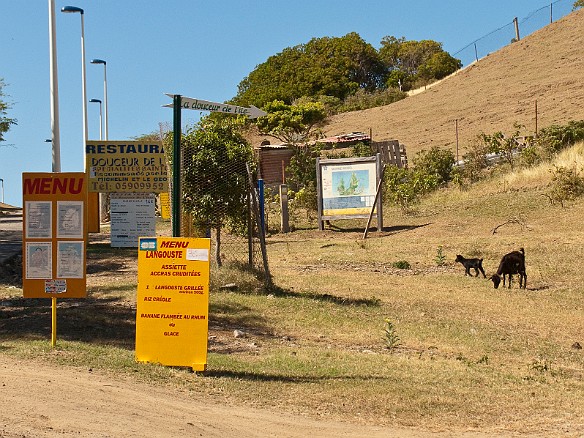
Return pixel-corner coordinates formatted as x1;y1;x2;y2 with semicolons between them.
233;32;461;113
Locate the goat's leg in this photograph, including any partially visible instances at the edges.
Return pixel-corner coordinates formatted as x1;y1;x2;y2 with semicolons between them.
478;266;486;278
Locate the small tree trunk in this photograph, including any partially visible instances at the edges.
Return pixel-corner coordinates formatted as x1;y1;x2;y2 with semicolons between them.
215;226;222;267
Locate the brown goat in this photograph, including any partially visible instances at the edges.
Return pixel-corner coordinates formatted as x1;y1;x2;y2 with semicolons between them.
490;248;526;289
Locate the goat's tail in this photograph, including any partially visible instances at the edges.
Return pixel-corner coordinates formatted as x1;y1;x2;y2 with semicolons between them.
519;248;525;255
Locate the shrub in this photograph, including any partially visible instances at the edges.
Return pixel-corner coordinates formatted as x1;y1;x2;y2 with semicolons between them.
352;141;375;157
478;122;526;169
383;165;439;213
413;146;455;184
535;120;584;158
338;88;407;113
459;136;491;182
392;260;411;269
435;246;446;266
383;318;401;350
546;165;584;207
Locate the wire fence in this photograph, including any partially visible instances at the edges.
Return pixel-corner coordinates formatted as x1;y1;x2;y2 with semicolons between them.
453;0;575;66
175;138;268;283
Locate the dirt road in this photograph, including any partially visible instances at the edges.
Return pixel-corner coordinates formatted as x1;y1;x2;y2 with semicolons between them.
1;355;479;438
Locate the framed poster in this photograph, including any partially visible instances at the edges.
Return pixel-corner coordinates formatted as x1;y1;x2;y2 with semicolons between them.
25;201;52;239
316;155;383;230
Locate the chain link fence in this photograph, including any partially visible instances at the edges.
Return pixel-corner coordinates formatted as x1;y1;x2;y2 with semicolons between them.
163;126;270;287
453;0;575;66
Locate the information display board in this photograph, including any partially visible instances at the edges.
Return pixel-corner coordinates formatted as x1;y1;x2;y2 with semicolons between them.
22;172;87;298
316;155;383;230
135;237;211;371
85;141;168;193
110;193;156;248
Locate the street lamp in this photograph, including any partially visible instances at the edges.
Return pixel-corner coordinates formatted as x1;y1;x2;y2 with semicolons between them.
91;59;109;223
61;6;88;159
48;0;61;172
90;59;108;140
89;98;102;140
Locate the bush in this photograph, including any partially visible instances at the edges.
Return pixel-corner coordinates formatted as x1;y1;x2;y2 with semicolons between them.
536;120;584;157
383;165;439;213
459;136;491;182
338;88;407;113
413;146;455;184
392;260;411;269
352;141;375;158
478;122;526;169
546;165;584;207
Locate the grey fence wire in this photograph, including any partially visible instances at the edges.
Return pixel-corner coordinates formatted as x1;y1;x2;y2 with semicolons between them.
174;139;267;281
453;0;575;66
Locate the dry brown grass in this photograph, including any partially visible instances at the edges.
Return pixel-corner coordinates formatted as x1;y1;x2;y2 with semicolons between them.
6;146;584;435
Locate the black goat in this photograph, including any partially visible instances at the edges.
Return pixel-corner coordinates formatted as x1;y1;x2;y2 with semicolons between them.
490;248;527;289
455;255;486;278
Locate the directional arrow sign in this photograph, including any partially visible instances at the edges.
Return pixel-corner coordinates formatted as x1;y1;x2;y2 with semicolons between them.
164;94;267;119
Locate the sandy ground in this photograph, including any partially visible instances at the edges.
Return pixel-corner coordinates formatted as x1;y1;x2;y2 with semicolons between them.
0;355;496;438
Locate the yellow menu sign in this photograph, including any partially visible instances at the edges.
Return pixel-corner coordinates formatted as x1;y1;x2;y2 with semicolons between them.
22;172;87;298
135;237;211;371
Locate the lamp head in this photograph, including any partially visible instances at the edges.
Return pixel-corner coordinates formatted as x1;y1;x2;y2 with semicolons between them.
89;99;102;104
91;59;106;66
61;6;84;14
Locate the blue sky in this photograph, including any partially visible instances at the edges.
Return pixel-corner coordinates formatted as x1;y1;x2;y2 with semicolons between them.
0;0;575;206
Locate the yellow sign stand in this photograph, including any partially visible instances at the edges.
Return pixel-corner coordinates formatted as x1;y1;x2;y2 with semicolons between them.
22;172;88;347
135;237;211;371
159;192;170;219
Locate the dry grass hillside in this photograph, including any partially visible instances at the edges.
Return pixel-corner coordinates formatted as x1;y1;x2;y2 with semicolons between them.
321;8;584;159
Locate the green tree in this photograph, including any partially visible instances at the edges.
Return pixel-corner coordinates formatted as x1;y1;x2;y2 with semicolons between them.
379;37;461;90
235;33;385;108
573;0;584;10
256;100;327;196
179;116;254;266
255;100;327;145
0;79;17;142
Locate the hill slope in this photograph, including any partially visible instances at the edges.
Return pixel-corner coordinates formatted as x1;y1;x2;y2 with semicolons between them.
323;8;584;159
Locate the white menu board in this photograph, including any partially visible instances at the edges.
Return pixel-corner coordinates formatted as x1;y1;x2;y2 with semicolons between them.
110;193;156;248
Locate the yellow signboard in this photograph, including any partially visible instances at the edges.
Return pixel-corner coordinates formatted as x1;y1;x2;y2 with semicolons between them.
85;141;168;193
159;192;170;219
22;172;87;298
135;237;211;371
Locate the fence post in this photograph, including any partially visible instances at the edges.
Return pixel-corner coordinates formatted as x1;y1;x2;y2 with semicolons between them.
513;17;520;41
550;3;553;24
257;179;265;234
246;164;272;287
172;94;181;237
280;184;290;233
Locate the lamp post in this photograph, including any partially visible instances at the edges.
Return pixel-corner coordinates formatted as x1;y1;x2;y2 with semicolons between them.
89;98;102;140
91;58;109;223
90;59;108;140
48;0;61;172
61;6;88;159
